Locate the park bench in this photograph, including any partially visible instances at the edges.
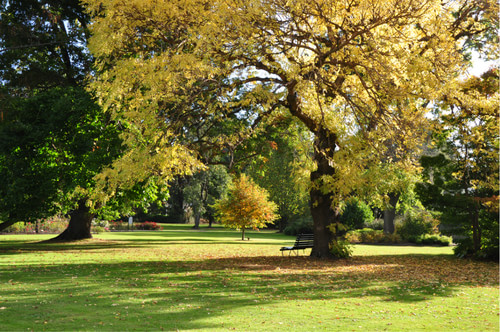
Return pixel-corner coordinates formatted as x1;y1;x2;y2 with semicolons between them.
280;233;314;256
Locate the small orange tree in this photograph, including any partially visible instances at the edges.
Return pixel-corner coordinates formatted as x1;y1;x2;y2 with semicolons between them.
214;174;278;240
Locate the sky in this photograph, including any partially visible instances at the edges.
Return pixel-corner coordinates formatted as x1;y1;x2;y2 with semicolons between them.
468;53;497;77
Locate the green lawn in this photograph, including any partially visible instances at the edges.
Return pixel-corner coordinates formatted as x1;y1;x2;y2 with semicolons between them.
1;225;498;331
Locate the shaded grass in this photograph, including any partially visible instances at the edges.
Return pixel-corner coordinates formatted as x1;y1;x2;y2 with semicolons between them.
0;225;498;331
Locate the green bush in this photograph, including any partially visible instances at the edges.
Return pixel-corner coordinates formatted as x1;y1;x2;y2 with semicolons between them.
283;216;314;236
453;237;474;259
453;210;499;260
3;220;68;233
381;233;403;244
92;226;106;234
359;229;384;243
363;219;384;230
415;234;452;246
42;220;69;233
92;220;109;228
329;239;352;258
346;228;402;244
340;199;374;230
397;210;438;242
4;222;25;233
108;220;131;231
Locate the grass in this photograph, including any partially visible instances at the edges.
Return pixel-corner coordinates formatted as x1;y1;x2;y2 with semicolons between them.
0;224;498;331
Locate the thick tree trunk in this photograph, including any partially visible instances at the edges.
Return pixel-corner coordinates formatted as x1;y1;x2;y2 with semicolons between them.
52;200;93;241
0;219;17;232
286;80;342;259
383;193;400;234
309;129;338;259
241;227;246;241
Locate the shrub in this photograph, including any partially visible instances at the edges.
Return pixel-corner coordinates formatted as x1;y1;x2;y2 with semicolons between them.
136;221;162;230
396;210;438;242
453;237;474;259
4;222;25;233
41;220;68;233
346;228;402;244
3;219;68;233
108;220;130;231
340;198;374;230
283;215;314;236
415;234;452;246
92;220;109;228
454;220;499;261
382;233;403;244
363;218;384;230
329;239;352;258
92;226;106;234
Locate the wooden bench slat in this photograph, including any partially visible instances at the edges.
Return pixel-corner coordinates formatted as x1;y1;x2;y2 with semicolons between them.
280;233;314;255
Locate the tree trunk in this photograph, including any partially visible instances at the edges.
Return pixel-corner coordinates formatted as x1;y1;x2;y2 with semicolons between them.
278;215;288;233
193;213;200;229
286;80;341;259
309;129;338;259
0;219;17;232
51;199;93;241
383;193;400;234
241;227;246;241
471;203;481;254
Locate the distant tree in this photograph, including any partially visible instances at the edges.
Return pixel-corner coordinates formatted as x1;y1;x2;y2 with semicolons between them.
247;119;312;232
361;162;422;234
340;198;374;230
417;69;499;260
214;174;278;240
183;165;231;228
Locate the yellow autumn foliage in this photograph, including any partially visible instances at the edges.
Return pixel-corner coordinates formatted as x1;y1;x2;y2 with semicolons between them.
214;174;278;237
82;0;496;212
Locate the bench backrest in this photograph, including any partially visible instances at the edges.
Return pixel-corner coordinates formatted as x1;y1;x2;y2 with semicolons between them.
294;233;314;248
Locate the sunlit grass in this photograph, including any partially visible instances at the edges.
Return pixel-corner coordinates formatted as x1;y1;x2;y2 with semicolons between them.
0;225;498;331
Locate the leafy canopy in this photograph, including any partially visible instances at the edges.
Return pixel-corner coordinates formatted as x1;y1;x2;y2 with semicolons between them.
81;0;486;200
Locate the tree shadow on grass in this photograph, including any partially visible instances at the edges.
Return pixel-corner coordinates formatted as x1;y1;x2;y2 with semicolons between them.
1;254;498;330
0;235;289;253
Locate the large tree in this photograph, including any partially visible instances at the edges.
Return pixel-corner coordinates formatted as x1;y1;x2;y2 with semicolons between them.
0;0;195;240
0;87;121;239
84;0;493;257
0;0;99;238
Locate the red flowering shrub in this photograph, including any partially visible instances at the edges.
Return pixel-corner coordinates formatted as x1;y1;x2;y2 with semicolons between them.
136;221;162;230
